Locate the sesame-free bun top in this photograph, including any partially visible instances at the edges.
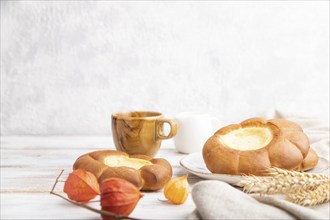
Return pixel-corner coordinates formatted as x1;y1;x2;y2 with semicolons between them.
73;150;172;191
203;118;318;176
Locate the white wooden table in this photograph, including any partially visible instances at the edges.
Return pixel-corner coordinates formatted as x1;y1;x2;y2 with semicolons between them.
1;136;201;219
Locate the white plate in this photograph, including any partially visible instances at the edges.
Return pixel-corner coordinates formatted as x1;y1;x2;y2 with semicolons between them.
180;152;330;185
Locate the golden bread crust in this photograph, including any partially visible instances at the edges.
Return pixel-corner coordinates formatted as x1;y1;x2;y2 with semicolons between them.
203;118;318;175
73;150;172;191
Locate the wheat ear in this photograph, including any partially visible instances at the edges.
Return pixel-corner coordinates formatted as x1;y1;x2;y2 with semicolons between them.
287;182;330;206
237;167;329;194
268;167;329;182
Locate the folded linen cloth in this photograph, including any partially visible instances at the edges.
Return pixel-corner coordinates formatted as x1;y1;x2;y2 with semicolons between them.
188;110;330;219
189;181;329;220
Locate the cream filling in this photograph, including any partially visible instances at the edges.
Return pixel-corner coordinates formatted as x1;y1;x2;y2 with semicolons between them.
219;127;273;151
104;155;152;170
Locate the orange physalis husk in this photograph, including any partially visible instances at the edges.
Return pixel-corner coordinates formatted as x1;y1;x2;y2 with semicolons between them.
63;169;100;203
164;174;189;204
100;178;143;220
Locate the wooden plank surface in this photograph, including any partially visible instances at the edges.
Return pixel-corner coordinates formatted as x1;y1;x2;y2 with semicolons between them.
1;136;200;219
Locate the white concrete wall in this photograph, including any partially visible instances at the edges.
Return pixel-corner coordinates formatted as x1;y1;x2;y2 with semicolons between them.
1;1;329;135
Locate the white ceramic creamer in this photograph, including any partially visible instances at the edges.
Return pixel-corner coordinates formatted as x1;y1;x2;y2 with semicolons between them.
173;112;220;154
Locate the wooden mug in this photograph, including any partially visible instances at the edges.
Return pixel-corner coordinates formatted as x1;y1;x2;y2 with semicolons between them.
111;111;177;157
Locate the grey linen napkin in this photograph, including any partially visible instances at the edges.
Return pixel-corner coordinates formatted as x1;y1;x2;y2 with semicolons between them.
188;110;330;219
188;181;328;220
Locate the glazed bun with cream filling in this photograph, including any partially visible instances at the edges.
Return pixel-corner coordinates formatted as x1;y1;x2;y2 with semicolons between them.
73;150;172;191
203;118;318;176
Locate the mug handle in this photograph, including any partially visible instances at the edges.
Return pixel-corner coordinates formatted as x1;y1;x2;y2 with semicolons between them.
156;119;177;140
